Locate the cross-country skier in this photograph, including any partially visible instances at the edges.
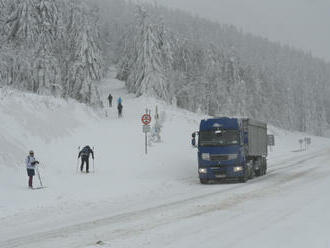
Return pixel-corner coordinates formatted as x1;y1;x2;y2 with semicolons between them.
25;150;39;189
117;97;122;105
78;145;94;173
108;94;113;107
117;102;123;118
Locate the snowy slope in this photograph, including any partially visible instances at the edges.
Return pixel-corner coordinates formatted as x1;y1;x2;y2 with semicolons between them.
1;72;330;248
0;71;207;222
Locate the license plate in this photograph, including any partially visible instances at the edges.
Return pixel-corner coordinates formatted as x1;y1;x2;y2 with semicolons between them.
215;174;226;178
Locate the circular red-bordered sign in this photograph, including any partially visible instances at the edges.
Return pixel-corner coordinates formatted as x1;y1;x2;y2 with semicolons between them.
141;114;152;125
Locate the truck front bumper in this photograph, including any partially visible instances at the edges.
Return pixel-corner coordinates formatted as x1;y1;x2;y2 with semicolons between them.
199;166;245;180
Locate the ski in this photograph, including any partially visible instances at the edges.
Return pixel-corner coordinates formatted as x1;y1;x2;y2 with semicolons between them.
35;165;44;188
80;171;95;174
32;186;47;190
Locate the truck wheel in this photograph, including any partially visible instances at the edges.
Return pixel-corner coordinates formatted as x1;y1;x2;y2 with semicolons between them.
255;169;261;177
249;168;255;179
239;176;247;183
239;170;248;183
261;159;267;175
200;179;208;184
263;163;267;175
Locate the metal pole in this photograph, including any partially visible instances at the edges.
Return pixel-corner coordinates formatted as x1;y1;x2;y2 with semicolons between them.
93;146;95;173
145;132;148;154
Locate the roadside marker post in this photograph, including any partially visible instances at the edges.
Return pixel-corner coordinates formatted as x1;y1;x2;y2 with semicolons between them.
267;134;275;152
142;111;152;154
299;139;304;151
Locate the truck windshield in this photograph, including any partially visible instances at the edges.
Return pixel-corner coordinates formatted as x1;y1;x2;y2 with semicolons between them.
199;130;240;146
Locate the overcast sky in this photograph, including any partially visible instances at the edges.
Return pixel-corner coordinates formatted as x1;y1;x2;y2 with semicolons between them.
142;0;330;62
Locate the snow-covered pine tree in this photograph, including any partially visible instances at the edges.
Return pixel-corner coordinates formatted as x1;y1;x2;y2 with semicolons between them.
156;19;174;100
170;38;201;112
116;26;138;83
3;0;39;90
33;0;61;95
203;44;225;116
126;6;170;100
6;0;39;46
65;0;103;105
0;0;8;83
0;0;6;29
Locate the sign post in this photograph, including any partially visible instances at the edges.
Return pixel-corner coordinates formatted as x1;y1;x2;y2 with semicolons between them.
267;134;275;152
299;139;304;151
141;112;152;154
305;137;312;150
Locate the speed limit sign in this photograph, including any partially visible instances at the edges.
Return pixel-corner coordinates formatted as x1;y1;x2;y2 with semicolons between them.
141;114;152;125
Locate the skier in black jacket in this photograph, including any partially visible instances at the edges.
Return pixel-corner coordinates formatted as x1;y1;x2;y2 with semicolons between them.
117;102;123;118
108;94;113;107
78;146;94;173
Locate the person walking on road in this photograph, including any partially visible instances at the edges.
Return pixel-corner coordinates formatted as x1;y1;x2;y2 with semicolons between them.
78;145;94;173
25;150;39;189
117;102;123;118
117;97;123;118
117;97;122;105
107;94;113;107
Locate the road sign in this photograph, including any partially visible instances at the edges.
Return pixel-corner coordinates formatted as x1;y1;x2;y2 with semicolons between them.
267;135;275;146
141;114;152;125
143;125;151;133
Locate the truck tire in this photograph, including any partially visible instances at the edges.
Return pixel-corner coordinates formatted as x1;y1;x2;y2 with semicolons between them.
239;170;248;183
239;176;247;183
249;166;256;179
254;158;262;177
200;179;208;184
261;158;267;176
263;162;267;175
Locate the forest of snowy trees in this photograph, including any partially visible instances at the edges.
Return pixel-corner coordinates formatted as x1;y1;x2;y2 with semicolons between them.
0;0;103;105
1;0;330;135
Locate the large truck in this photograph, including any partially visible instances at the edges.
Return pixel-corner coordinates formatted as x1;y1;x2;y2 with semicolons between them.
192;117;268;183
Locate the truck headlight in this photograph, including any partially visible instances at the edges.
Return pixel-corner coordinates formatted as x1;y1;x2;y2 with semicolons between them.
201;153;210;160
228;154;238;160
233;166;243;172
199;168;207;174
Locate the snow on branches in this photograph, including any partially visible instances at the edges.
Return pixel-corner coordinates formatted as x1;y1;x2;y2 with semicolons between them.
0;0;104;105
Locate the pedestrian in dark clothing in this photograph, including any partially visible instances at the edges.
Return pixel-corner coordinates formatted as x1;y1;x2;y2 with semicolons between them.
117;102;123;118
25;150;39;189
78;146;94;173
108;94;113;107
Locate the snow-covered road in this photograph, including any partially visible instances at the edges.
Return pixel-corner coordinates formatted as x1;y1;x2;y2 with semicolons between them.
2;147;330;248
1;73;330;248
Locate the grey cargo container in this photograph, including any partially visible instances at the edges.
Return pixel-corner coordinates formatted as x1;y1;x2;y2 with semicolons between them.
243;119;267;157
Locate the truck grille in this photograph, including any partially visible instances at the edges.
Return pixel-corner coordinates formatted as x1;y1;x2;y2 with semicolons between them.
210;154;228;161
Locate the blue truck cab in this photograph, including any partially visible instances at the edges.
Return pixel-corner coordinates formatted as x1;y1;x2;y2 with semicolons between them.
192;117;267;183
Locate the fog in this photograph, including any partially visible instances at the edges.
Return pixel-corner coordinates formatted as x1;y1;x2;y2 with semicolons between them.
142;0;330;62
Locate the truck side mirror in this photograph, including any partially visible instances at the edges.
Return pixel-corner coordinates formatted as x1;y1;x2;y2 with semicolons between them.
191;132;197;147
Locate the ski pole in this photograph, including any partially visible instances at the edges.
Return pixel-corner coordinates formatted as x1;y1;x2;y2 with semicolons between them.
76;146;80;173
92;146;95;173
36;165;43;188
